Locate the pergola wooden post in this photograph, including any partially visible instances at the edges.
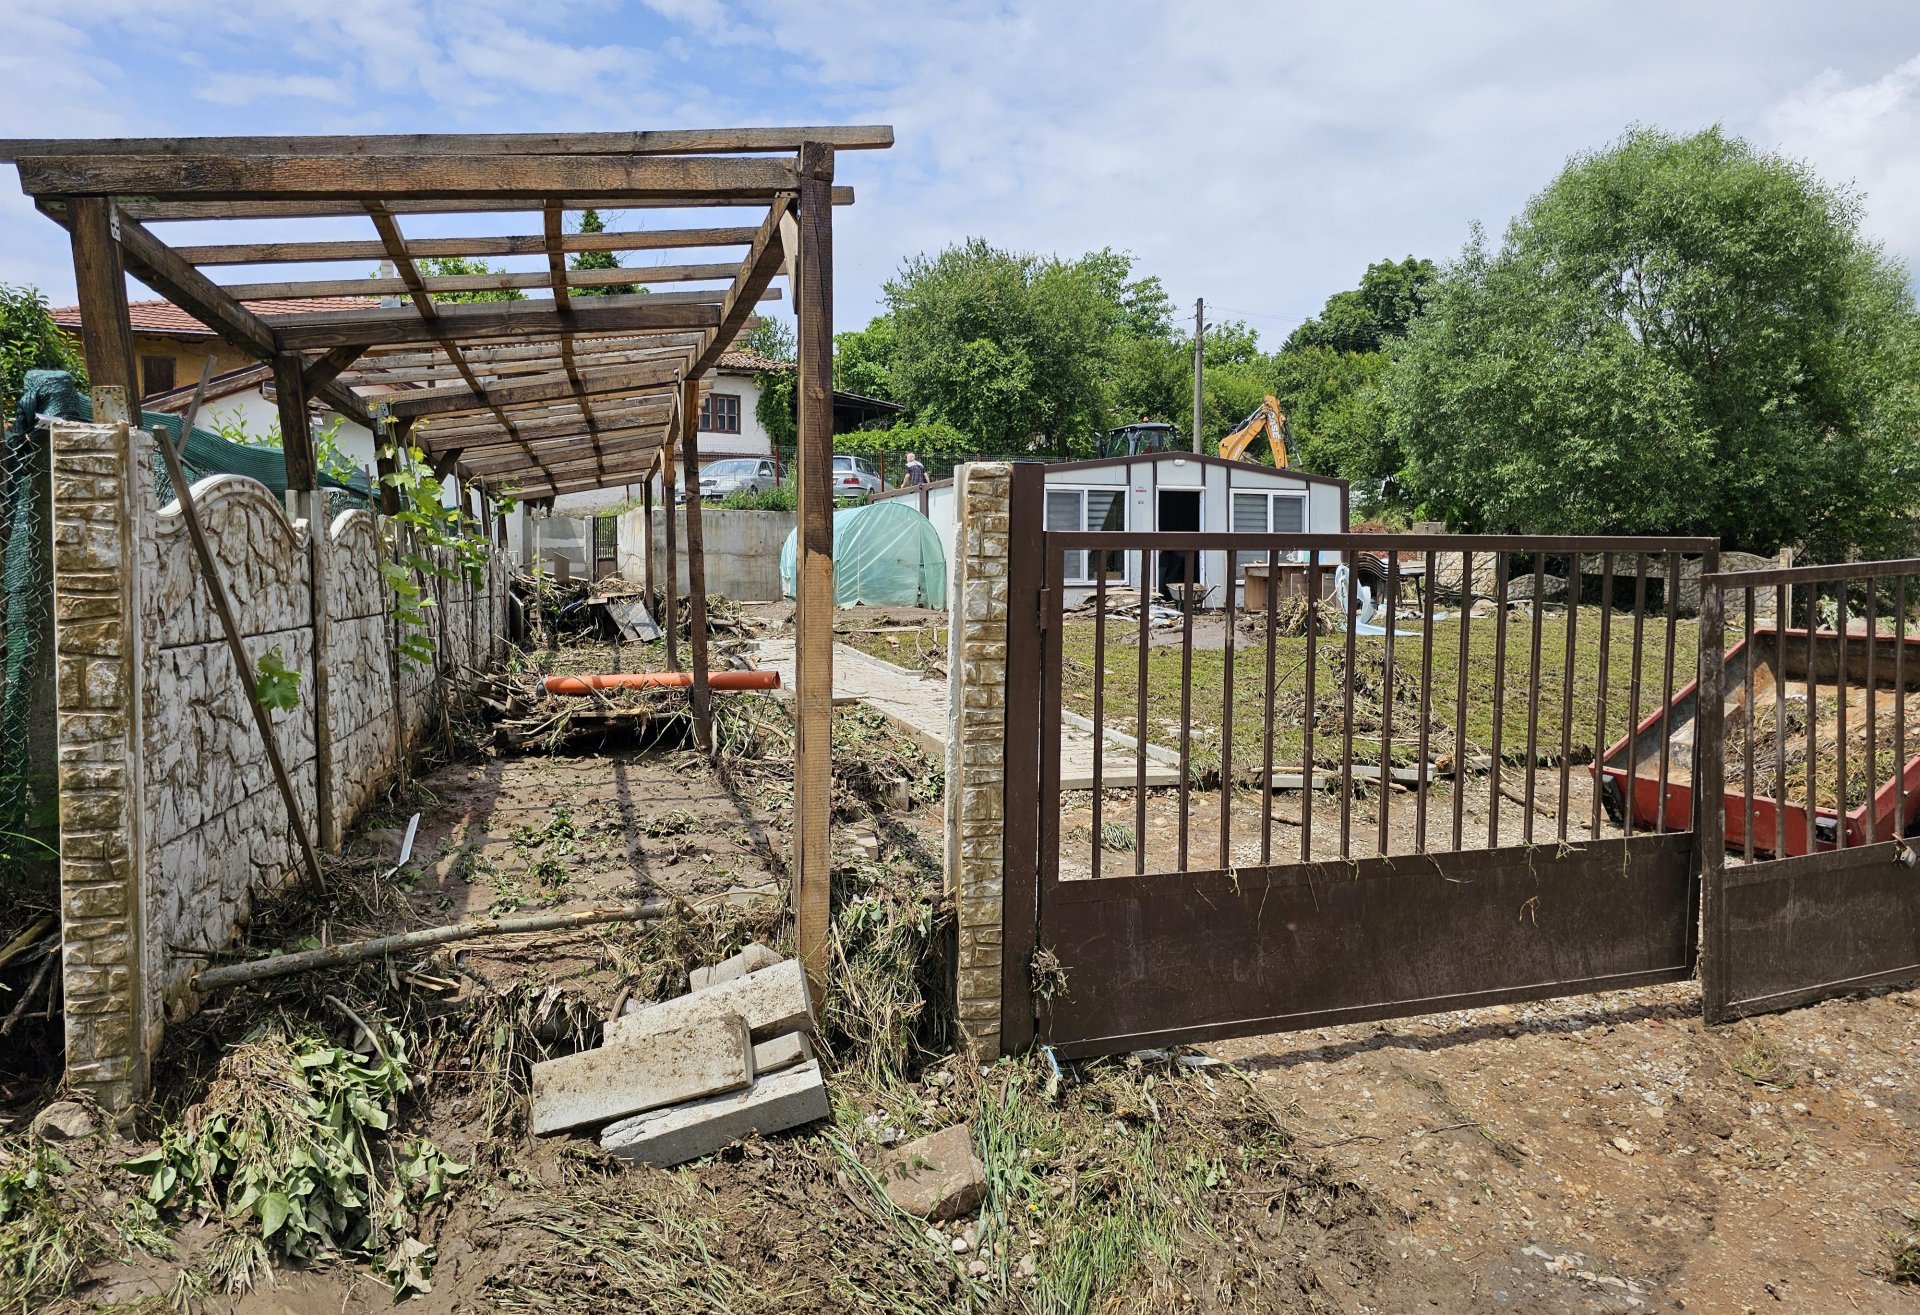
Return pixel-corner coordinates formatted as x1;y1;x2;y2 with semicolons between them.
662;427;680;672
792;141;837;998
681;374;713;750
66;197;138;422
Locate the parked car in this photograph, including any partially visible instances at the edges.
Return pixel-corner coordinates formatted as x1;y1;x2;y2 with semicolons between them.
833;453;882;501
696;457;781;501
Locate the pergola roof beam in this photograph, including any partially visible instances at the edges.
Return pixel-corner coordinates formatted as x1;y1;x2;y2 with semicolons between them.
388;356;687;418
219;261;740;301
17;153;799;203
172;226;761;267
269;295;731;350
690;195;792;377
0;125;892;159
87;190;855;222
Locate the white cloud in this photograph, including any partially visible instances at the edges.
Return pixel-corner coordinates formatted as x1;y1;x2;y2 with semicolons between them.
1765;55;1920;260
197;73;350;106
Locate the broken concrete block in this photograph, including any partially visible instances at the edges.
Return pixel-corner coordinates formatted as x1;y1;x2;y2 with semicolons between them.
689;941;784;993
600;1060;830;1167
531;1014;753;1137
30;1100;98;1143
875;1122;986;1221
844;820;882;861
606;959;813;1046
752;1031;813;1075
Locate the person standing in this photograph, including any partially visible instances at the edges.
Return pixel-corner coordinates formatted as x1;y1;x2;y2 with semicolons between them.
901;452;928;489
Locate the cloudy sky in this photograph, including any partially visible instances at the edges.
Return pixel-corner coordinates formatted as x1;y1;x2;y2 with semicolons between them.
5;1;1920;345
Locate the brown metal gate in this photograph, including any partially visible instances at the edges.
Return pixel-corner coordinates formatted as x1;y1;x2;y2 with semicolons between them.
999;464;1720;1057
1699;558;1920;1022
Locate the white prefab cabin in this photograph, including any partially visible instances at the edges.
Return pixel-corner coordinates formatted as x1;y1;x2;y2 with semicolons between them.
877;453;1349;609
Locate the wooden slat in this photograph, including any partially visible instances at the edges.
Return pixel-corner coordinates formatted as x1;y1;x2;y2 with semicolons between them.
358;332;707;371
450;423;670;461
18;153;798;201
94;189;855;221
387;357;686;418
172;227;760;266
0;125;893;159
417;405;672;448
465;441;668;480
301;344;364;393
218;261;740;301
346;343;697;386
271;296;726;350
690;196;791;377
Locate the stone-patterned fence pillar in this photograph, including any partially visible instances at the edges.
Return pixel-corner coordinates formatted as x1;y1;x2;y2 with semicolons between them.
49;421;149;1114
945;462;1014;1057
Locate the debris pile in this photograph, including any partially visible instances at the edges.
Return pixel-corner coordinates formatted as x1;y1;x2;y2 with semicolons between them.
528;945;827;1168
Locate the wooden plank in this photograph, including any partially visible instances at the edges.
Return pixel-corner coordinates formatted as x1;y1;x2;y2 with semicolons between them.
94;188;855;221
217;261;741;301
683;375;713;751
300;344;363;394
171;227;761;266
18;152;798;201
66;198;138;414
792;142;835;1005
458;435;668;477
690;196;791;376
388;357;686;418
0;125;893;159
358;332;707;372
346;343;701;386
271;354;317;490
271;295;727;350
417;403;671;447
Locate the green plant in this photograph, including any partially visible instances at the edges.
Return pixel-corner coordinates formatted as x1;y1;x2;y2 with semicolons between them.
252;646;302;712
212;414;362;487
379;441;493;668
122;1024;465;1299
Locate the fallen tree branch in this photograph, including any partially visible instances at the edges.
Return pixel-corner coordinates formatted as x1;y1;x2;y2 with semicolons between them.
192;898;676;991
0;916;54;971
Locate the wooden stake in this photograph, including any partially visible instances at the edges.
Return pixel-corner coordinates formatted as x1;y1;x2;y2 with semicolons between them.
152;366;326;893
682;375;713;750
663;427;681;672
793;141;837;1001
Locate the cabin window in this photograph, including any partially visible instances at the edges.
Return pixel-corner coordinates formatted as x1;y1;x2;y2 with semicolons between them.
1232;490;1307;573
1045;485;1126;583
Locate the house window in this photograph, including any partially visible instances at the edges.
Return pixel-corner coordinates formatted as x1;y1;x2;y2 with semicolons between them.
1231;490;1308;574
1044;486;1126;583
140;355;175;398
698;392;742;434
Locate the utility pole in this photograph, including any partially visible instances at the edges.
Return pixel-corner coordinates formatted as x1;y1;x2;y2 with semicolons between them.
1191;296;1205;454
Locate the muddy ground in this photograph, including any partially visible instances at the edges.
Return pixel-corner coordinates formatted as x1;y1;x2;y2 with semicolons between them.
8;628;1920;1312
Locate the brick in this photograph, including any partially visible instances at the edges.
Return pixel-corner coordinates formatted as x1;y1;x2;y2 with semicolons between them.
531;1014;753;1137
600;1060;830;1168
875;1122;987;1220
606;959;813;1046
688;942;784;993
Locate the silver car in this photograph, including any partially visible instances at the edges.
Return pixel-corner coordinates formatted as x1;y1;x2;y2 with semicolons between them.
833;453;882;501
697;457;780;500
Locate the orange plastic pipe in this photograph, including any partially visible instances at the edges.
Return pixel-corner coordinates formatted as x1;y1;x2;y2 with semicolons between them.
542;670;781;696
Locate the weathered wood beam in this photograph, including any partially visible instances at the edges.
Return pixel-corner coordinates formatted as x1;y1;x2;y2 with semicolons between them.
270;295;728;350
682;373;712;752
218;260;740;301
357;332;707;372
66;198;139;418
464;440;667;480
172;227;760;266
69;190;855;221
346;344;697;387
272;353;317;490
301;344;364;394
792;141;836;1004
416;405;671;449
18;152;799;202
690;195;791;377
0;125;892;159
387;357;686;418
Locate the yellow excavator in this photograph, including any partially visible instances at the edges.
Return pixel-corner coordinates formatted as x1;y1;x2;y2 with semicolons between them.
1218;395;1294;467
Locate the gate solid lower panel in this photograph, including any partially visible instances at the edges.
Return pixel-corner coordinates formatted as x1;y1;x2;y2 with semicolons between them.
1709;842;1920;1021
1038;833;1696;1058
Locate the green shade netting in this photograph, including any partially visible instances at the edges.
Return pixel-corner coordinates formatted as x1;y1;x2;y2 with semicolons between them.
779;498;947;609
10;369;372;504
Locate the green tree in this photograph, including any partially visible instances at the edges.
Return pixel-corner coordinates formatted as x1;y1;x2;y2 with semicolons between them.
569;208;637;297
834;316;897;401
1286;256;1436;354
1388;127;1920;557
1;284;85;421
741;318;797;450
417;256;525;304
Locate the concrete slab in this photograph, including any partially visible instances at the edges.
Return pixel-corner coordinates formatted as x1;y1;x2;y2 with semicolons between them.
688;942;783;993
600;1060;831;1167
606;959;814;1046
752;1031;812;1074
530;1014;752;1136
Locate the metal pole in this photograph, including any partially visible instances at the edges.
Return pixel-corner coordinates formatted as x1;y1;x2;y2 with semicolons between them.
1192;296;1205;454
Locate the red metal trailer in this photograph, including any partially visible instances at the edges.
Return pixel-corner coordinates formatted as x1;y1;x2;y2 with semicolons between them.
1595;626;1920;856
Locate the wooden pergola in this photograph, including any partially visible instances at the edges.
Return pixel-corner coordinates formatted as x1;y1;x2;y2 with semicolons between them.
1;125;891;993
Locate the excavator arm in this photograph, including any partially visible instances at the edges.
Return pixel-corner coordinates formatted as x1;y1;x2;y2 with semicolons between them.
1217;395;1293;467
